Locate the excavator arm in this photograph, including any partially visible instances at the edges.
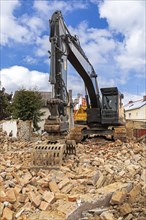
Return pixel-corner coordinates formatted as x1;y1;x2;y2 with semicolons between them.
49;11;101;108
48;10;102;130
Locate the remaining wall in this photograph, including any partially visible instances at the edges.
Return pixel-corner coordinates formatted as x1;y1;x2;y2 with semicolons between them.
133;129;146;138
17;120;33;140
1;120;34;141
2;120;17;137
126;120;146;139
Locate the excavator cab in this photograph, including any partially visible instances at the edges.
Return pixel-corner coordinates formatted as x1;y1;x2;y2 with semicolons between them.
101;87;125;125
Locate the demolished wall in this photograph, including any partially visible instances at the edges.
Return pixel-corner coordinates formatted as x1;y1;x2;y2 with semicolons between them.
2;120;17;137
1;120;33;141
126;120;146;139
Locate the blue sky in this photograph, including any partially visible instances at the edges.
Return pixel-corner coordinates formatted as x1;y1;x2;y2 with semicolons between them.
0;0;145;104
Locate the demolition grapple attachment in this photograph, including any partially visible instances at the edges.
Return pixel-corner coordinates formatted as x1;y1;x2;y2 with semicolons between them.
32;140;76;168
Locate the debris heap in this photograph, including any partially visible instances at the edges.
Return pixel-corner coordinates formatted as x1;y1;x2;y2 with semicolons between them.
0;137;145;220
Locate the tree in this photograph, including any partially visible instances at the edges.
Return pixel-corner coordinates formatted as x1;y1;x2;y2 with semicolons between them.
0;87;12;120
11;89;44;130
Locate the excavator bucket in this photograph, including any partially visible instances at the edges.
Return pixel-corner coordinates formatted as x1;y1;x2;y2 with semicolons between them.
32;140;76;168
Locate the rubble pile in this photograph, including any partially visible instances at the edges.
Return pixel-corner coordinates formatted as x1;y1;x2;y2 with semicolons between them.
0;137;145;220
0;128;7;145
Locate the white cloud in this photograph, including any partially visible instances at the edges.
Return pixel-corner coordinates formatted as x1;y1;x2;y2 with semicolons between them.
115;29;145;71
0;65;143;106
0;64;86;99
99;0;144;34
21;14;46;36
98;76;115;88
99;0;145;72
35;35;50;57
0;0;87;60
1;66;50;93
23;56;37;65
68;22;116;67
67;72;85;97
33;0;87;17
0;0;32;45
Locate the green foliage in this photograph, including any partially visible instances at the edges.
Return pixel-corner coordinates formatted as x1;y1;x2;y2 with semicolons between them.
0;89;12;120
11;89;44;130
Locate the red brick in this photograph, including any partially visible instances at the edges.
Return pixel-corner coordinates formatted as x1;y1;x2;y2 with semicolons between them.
0;190;6;202
17;194;27;203
39;201;50;210
110;191;126;204
43;191;55;204
14;186;22;196
120;203;132;216
0;202;4;216
2;207;14;220
58;178;70;189
32;195;41;207
61;183;73;194
48;180;59;193
6;188;16;203
128;184;141;202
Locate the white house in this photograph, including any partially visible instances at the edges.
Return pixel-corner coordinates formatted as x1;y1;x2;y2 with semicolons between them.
124;96;146;122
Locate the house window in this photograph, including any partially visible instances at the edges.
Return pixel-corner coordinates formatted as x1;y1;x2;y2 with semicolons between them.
129;113;131;118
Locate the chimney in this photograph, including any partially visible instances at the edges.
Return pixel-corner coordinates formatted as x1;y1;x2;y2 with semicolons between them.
128;100;133;104
143;95;146;101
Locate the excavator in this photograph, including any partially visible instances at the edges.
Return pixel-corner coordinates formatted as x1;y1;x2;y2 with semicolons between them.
74;105;87;125
32;11;126;168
